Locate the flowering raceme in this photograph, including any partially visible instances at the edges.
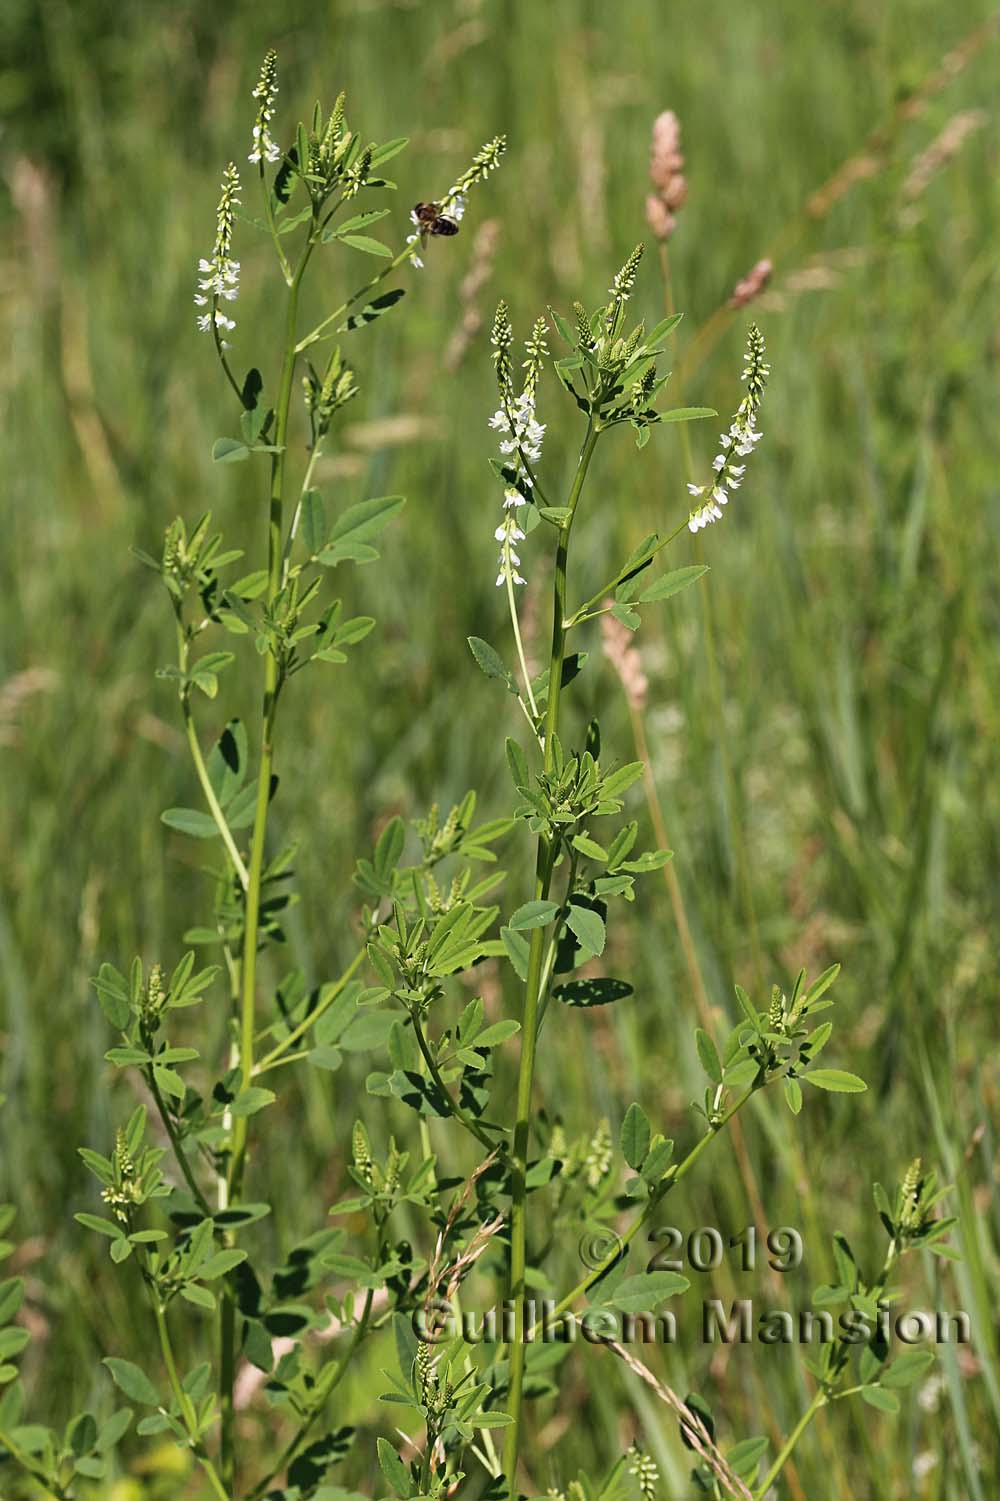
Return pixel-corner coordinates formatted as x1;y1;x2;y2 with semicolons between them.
687;323;769;531
489;306;547;587
406;135;506;268
194;163;241;341
249;49;280;164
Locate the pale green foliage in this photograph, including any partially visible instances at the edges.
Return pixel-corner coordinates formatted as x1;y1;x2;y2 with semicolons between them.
0;15;978;1501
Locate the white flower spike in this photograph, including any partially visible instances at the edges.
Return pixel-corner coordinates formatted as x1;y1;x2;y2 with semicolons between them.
490;312;548;587
686;324;769;532
249;50;281;165
194;164;241;339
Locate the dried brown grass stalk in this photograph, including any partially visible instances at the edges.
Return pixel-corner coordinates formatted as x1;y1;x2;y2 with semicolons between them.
606;1340;755;1501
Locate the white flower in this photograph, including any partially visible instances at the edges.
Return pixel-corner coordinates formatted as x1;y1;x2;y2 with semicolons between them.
197;309;236;334
495;510;528;587
405;230;424;270
688;502;722;533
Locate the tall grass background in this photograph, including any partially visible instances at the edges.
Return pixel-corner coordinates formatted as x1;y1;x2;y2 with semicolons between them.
0;0;998;1494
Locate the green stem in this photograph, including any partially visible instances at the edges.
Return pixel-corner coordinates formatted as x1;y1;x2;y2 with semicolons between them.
152;1298;230;1501
535;848;579;1031
281;439;325;583
418;1432;434;1493
502;420;599;1489
219;1285;237;1491
0;1429;71;1499
658;245;763;991
146;1065;212;1216
567;514;690;628
210;295;245;406
228;235;312;1187
696;557;763;989
753;1390;826;1500
752;1242;899;1499
534;1086;755;1332
504;548;539;722
176;619;250;889
296;243;416;352
220;231;315;1494
253;946;367;1074
260;162;293;285
247;1281;378;1500
411;1011;501;1154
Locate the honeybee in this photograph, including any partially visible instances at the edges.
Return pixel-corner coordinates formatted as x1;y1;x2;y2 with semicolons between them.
411;201;460;237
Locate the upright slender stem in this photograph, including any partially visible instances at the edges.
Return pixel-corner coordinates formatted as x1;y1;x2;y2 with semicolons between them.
260;162;293;285
566;513;689;628
175;619;250;889
296;242;416;352
504;553;539;722
411;1010;500;1153
211;301;245;405
538;1087;755;1331
228;236;312;1191
219;231;314;1493
752;1242;898;1499
246;1273;380;1500
281;439;325;583
152;1297;230;1501
753;1391;826;1500
252;946;367;1074
146;1064;212;1217
502;421;599;1489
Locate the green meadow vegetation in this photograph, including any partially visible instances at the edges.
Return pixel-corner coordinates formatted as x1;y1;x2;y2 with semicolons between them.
0;1;998;1497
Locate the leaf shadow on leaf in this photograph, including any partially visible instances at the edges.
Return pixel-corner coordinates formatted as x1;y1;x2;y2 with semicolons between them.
553;978;634;1007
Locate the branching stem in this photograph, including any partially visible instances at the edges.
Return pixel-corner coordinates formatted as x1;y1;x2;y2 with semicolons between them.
502;418;599;1486
219;224;316;1494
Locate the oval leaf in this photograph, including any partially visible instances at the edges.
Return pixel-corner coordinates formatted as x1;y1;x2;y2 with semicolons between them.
103;1358;160;1406
803;1069;867;1093
509;900;559;931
